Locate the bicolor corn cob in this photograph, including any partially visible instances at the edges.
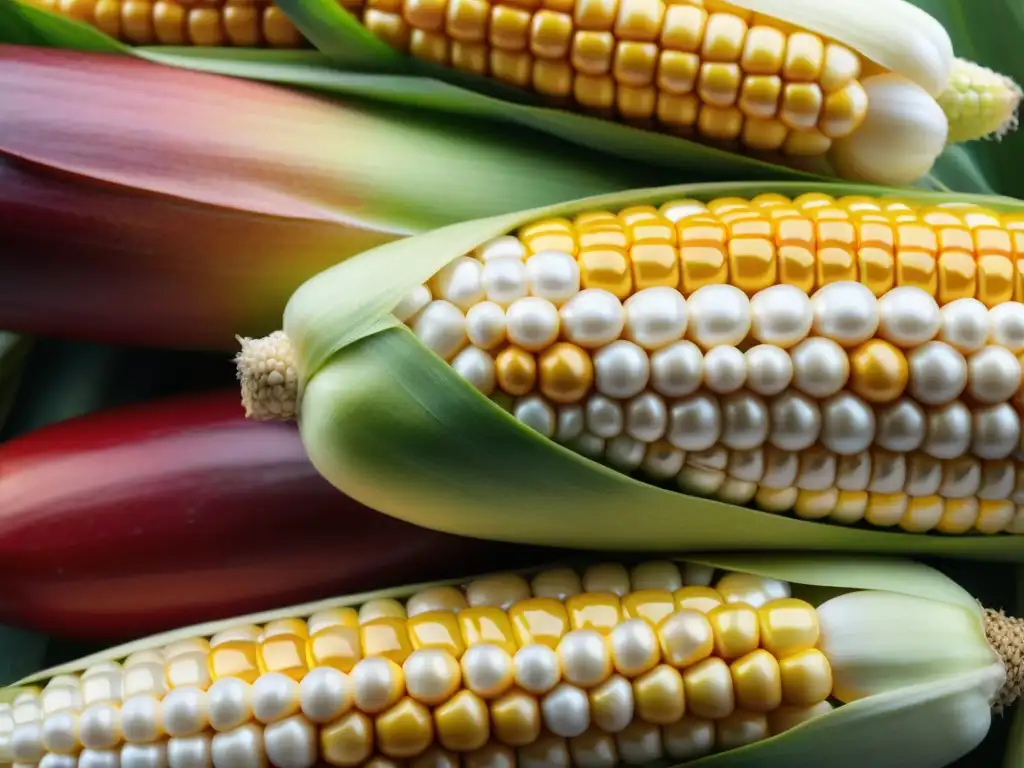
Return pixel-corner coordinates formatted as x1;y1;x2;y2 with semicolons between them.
2;557;1017;767
22;0;325;46
242;192;1024;538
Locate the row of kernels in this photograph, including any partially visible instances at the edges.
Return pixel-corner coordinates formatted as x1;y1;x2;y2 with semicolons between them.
504;379;1022;470
690;442;1024;502
35;0;306;46
412;270;1024;370
476;333;1018;416
463;212;1024;305
756;485;1021;535
23;707;834;768
682;440;1023;501
514;204;1023;264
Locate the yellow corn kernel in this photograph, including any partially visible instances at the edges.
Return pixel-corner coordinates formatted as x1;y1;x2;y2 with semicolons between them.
307;626;363;673
682;656;735;719
458;608;519;655
858;246;896;297
494;347;537;397
407;610;468;658
622;589;677;625
376;697;435;758
491;49;533;87
756;599;820;658
435;690;490;752
849;339;908;404
509;598;570;647
634;664;686;723
579;247;634;297
657;92;701;130
660;3;707;52
258;633;309;680
362;618;415;665
208;641;261;684
491;690;542;746
674;586;724;613
730;649;783;712
778;649;833;706
727;237;776;294
567;593;624;633
321;710;375;766
534;59;575;97
707;604;759;661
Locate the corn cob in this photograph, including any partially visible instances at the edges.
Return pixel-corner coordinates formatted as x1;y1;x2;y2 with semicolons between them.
0;556;1014;767
333;0;1015;185
236;183;1024;555
21;0;333;47
0;390;549;640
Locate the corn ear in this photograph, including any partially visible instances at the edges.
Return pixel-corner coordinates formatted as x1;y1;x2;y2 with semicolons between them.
266;0;1017;186
0;555;1014;767
241;180;1024;559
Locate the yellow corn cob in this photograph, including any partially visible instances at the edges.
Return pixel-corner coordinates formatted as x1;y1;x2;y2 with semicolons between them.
335;0;1019;185
361;0;868;153
0;559;954;767
22;0;358;47
242;192;1024;537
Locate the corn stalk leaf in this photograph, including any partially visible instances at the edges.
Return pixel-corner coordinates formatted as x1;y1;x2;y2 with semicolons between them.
287;180;1024;560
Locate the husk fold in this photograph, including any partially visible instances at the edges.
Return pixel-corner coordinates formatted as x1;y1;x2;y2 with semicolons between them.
1;555;1006;767
276;181;1024;560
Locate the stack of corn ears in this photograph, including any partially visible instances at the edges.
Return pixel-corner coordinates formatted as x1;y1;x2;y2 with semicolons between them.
240;181;1024;557
1;555;1023;766
3;0;1020;190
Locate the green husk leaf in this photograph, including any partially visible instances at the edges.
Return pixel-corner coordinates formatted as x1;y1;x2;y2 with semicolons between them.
286;180;1024;559
684;554;980;613
0;0;126;52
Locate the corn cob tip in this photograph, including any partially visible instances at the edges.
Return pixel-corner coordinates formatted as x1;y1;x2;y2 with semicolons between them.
940;58;1022;144
235;331;299;421
984;607;1024;713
